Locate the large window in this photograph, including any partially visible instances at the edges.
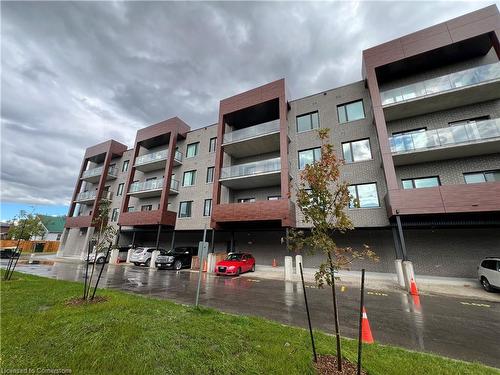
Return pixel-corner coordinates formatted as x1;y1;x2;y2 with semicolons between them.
296;111;319;133
182;170;196;186
402;176;440;189
127;206;134;212
179;201;192;218
337;100;365;123
206;167;214;183
348;183;379;208
298;147;321;169
203;199;212;216
111;208;119;222
237;198;255;203
342;139;372;163
141;205;152;211
209;137;217;153
122;160;129;172
186;142;199;158
464;170;500;184
116;183;124;196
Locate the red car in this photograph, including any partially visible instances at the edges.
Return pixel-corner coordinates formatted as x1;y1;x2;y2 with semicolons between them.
215;253;256;276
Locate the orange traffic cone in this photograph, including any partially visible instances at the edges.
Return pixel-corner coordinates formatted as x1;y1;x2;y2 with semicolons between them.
272;259;278;267
203;260;207;272
410;278;419;296
361;307;374;344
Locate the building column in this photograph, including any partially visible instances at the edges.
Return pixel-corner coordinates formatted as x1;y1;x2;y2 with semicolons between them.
396;215;408;261
57;228;69;257
170;230;176;250
131;231;136;248
155;224;162;251
391;226;403;259
210;229;215;253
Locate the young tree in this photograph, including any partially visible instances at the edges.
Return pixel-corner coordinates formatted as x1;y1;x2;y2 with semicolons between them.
7;211;45;240
288;128;377;371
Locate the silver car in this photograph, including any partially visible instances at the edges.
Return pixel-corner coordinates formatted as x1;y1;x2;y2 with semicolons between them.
130;247;163;267
478;257;500;292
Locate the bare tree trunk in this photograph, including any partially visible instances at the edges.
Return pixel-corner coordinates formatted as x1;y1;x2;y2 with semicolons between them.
85;220;103;300
328;252;342;372
91;243;112;300
83;241;91;300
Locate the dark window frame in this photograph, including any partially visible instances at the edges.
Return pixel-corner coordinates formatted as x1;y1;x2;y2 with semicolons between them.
122;160;129;172
348;182;380;209
237;197;256;203
206;166;215;183
182;170;197;187
401;176;441;189
341;138;372;163
116;183;124;196
337;99;365;124
178;201;193;218
296;111;320;133
392;127;427;136
203;199;212;217
209;137;217;153
141;205;152;212
463;169;500;184
186;142;199;158
298;147;321;169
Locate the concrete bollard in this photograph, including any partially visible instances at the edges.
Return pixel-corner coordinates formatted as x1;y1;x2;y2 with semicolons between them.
28;253;35;264
109;249;119;264
402;260;415;291
394;259;405;288
126;249;133;263
207;253;216;274
295;255;303;275
284;256;293;281
150;250;160;269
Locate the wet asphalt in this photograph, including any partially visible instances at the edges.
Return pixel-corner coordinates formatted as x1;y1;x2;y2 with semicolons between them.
2;261;499;369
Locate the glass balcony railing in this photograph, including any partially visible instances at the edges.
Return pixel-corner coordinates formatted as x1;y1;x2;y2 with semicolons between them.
129;179;164;193
81;166;118;179
380;62;500;106
174;150;183;163
389;118;500;154
135;150;168;166
223;119;280;144
76;190;96;201
220;157;281;179
170;178;179;191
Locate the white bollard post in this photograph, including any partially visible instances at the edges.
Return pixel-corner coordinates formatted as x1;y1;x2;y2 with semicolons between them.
150;250;160;269
126;249;133;264
29;253;35;264
207;253;216;274
402;260;415;291
109;249;119;264
394;259;405;288
295;255;303;275
284;256;293;281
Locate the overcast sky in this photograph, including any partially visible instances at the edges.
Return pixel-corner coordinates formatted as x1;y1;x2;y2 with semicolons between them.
1;1;497;220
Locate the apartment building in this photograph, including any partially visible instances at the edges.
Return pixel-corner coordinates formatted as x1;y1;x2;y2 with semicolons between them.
59;5;500;277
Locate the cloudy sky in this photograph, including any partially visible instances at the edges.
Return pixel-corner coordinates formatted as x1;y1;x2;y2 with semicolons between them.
1;1;497;220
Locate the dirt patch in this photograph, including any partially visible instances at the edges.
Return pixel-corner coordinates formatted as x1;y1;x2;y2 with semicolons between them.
65;296;109;306
314;355;366;375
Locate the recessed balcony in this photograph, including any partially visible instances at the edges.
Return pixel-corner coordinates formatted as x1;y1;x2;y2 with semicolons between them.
134;149;183;172
389;118;500;166
127;178;179;198
81;166;118;183
74;190;113;204
219;157;281;189
169;179;179;195
380;62;500;121
222;120;281;158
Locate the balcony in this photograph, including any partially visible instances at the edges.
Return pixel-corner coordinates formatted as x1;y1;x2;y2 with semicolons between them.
134;149;183;172
169;179;179;195
74;190;113;204
128;179;164;199
81;166;118;183
389;119;500;165
222;120;281;158
380;62;500;121
219;157;281;189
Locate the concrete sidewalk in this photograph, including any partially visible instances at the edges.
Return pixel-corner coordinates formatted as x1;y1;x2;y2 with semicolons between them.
241;265;500;302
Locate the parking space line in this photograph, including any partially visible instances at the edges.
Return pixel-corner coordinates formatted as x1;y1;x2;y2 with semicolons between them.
367;291;388;296
460;301;490;308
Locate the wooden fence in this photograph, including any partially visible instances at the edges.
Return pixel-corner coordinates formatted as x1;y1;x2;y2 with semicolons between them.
0;240;60;253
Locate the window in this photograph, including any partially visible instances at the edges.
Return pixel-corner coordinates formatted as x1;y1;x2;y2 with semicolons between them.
449;116;489;126
111;208;119;222
392;128;427;136
237;198;255;203
348;183;379;208
116;183;124;196
141;205;152;211
186;142;199;158
296;111;319;133
56;233;62;241
183;170;196;186
179;201;192;218
337;100;365;123
342;139;372;163
122;160;129;172
268;196;281;201
206;167;214;183
298;147;321;169
402;176;440;189
203;199;212;216
209;137;217;153
127;206;134;212
464;170;500;184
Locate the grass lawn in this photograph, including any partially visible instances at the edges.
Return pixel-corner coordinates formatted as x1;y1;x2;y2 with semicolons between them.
1;271;498;375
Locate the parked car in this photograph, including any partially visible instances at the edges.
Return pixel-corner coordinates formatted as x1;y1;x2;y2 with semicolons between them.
478;257;500;292
130;247;163;267
216;253;255;276
85;247;129;264
156;246;198;270
0;247;20;259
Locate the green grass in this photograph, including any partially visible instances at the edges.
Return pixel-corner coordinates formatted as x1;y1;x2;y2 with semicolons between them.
1;271;498;375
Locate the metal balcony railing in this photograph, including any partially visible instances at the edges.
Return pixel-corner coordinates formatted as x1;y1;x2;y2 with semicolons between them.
223;119;280;144
220;157;281;179
389;118;500;154
380;62;500;106
81;166;118;179
129;179;164;193
135;149;168;166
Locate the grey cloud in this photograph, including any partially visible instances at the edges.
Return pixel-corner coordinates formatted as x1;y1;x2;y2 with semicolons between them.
1;1;496;206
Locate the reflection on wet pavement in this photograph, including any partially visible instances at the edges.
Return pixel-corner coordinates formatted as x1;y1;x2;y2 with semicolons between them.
2;260;499;368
